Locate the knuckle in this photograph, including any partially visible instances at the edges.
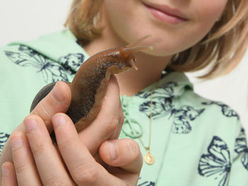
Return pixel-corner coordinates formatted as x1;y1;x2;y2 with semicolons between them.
57;138;71;152
43;176;63;186
38;101;51;117
105;116;119;133
43;174;75;186
15;161;28;175
31;142;46;157
72;164;99;185
119;112;124;125
32;101;51;126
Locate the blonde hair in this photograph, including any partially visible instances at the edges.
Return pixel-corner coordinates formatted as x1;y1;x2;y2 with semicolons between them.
65;0;102;45
65;0;248;78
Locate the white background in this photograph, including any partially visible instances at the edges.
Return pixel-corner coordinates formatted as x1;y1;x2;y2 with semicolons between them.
1;0;248;134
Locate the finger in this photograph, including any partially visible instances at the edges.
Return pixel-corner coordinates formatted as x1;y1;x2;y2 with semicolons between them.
24;115;74;186
31;81;71;132
10;131;42;186
99;138;143;174
79;76;124;154
0;81;71;175
52;113;124;186
1;162;17;186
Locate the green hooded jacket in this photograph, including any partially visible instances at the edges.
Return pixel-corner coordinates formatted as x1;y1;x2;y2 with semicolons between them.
0;30;247;186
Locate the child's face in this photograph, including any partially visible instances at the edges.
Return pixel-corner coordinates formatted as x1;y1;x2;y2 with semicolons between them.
102;0;227;56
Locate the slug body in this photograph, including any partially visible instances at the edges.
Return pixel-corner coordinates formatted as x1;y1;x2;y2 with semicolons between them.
67;47;138;132
30;40;151;134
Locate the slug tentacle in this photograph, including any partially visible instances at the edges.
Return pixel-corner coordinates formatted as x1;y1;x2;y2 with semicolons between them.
122;45;154;53
125;35;152;48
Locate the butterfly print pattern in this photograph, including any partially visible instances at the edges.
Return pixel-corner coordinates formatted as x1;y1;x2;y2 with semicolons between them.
58;53;84;74
234;128;248;171
138;181;155;186
202;101;239;120
0;132;10;153
170;105;205;133
138;177;155;186
198;136;231;186
4;45;84;83
138;82;205;134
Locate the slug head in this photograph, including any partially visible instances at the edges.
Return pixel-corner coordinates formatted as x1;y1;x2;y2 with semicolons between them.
117;35;153;71
84;35;153;72
117;45;154;71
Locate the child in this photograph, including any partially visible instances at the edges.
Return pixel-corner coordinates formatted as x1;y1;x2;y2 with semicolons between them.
0;0;248;185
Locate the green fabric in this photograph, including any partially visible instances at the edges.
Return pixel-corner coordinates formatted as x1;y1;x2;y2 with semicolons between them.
0;30;247;186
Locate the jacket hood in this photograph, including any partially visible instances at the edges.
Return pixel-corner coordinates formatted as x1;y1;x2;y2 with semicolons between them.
6;29;193;94
8;29;90;74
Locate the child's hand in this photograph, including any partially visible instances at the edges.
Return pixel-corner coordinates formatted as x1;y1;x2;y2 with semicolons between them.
1;78;142;186
0;80;72;171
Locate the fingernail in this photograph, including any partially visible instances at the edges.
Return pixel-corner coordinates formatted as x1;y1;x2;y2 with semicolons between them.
108;141;117;160
11;134;23;149
53;114;66;129
2;162;10;177
51;82;66;103
25;117;37;133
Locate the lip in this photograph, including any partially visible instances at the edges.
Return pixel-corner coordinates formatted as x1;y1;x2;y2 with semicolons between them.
142;2;188;24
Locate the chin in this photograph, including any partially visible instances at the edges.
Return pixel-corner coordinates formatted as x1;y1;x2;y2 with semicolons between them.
140;42;185;57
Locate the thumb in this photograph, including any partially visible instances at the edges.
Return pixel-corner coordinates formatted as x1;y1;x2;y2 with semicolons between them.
78;75;124;154
99;138;143;174
30;81;71;132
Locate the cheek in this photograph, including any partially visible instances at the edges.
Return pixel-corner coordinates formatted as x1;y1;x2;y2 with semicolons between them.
102;0;144;42
188;0;227;42
102;0;228;56
160;0;228;55
195;0;227;21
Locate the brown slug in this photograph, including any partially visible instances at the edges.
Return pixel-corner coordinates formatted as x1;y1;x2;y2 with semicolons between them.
30;36;152;139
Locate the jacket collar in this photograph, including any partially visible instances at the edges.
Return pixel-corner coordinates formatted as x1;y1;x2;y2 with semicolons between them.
8;29;89;73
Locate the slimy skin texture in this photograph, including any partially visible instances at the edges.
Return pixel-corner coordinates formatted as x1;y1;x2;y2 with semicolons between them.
66;47;138;132
30;42;150;135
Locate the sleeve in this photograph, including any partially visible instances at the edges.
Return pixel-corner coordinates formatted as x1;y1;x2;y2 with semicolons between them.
0;47;13;154
228;127;248;186
0;45;35;154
